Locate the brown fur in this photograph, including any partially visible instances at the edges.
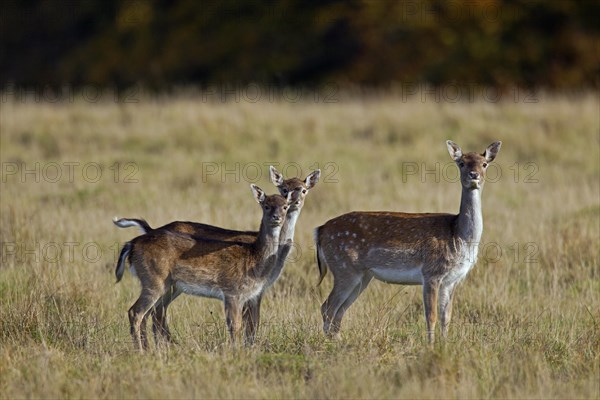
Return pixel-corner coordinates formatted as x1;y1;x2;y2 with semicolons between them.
315;140;501;344
317;211;464;278
117;186;291;351
115;168;320;349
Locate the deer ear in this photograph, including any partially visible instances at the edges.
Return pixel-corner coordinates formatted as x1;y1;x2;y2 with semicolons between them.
446;140;462;162
304;169;321;189
250;184;266;204
269;166;284;187
483;141;502;163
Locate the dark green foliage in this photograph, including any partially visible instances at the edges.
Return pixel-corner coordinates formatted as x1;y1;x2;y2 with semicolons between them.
1;1;599;88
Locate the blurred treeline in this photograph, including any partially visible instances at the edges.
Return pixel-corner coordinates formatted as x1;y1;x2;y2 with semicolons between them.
1;0;599;89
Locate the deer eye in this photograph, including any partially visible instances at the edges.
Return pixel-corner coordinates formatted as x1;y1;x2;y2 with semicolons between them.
282;189;288;195
483;162;488;168
458;161;465;168
283;205;288;210
264;206;270;210
302;189;307;194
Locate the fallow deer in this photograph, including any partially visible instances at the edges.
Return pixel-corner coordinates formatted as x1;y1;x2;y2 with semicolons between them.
115;185;296;350
314;140;501;344
115;167;320;346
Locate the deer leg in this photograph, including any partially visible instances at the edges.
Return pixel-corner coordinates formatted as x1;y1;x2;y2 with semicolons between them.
152;286;183;345
439;282;458;340
423;280;441;345
140;313;150;350
321;273;362;338
128;288;163;351
224;296;244;345
331;274;373;335
242;295;262;346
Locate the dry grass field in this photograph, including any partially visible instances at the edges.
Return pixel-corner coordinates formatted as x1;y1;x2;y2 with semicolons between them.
1;90;598;398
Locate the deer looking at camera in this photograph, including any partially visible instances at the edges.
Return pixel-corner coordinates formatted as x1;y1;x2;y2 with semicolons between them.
116;185;298;350
114;167;320;346
314;140;501;344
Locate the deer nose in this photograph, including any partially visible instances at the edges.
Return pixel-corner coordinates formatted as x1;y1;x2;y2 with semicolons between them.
469;171;479;179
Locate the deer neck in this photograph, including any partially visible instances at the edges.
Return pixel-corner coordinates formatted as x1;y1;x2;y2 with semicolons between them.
264;208;302;287
279;207;301;245
254;220;282;278
457;187;483;243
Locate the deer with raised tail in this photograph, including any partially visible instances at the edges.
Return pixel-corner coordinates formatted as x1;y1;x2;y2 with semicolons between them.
314;140;501;344
114;167;320;347
115;185;298;350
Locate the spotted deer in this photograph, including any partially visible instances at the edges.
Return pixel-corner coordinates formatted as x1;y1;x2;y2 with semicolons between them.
314;140;501;344
114;167;320;345
115;185;296;350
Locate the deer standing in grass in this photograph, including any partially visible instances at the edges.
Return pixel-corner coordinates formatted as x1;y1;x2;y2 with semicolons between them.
116;185;297;350
114;167;320;346
314;140;501;344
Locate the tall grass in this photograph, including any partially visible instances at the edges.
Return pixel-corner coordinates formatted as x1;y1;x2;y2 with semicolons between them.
1;92;598;398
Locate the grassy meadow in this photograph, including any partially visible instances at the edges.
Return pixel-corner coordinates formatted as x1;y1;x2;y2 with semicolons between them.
1;90;599;398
